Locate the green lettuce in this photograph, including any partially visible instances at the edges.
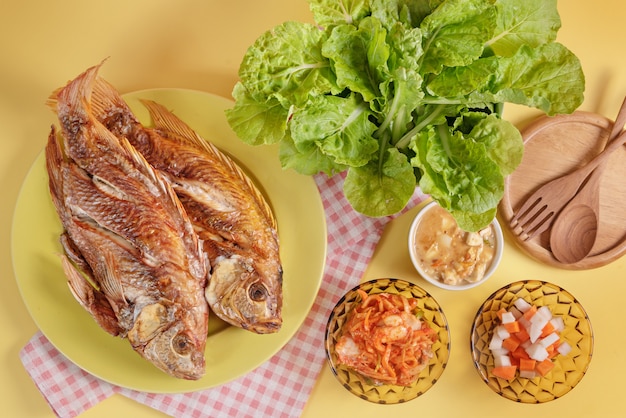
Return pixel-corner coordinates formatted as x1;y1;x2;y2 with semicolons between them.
226;0;585;231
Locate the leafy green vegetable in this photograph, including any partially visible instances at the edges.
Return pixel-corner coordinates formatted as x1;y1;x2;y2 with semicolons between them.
226;0;585;231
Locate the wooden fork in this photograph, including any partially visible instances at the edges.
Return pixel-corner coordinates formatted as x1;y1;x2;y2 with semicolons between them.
510;98;626;241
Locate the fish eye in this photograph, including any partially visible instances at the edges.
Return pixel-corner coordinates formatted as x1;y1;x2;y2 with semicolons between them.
249;283;268;302
172;333;192;355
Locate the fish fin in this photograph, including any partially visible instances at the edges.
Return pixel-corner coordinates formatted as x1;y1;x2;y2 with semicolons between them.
116;132;166;193
60;233;93;276
62;255;122;336
88;84;190;229
45;126;65;209
139;99;206;149
115;134;208;278
99;251;128;305
140;99;278;230
45;87;62;112
90;76;138;126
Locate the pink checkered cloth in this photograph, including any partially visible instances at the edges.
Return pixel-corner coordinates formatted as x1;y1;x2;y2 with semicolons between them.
20;173;426;418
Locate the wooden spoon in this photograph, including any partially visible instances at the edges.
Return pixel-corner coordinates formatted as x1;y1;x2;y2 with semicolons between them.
550;98;626;264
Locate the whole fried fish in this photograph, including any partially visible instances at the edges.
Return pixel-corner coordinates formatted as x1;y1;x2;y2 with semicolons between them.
88;67;283;334
46;64;210;380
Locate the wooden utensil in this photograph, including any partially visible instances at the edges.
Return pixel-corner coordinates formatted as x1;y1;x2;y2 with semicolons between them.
548;169;602;263
510;121;626;241
549;97;626;263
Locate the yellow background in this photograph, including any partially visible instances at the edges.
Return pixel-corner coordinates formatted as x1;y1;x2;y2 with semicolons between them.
1;1;624;417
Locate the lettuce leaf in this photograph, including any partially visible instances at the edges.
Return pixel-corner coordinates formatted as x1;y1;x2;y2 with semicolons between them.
279;132;347;176
227;0;585;230
344;147;416;217
237;21;336;105
309;0;371;27
419;0;497;74
486;0;561;56
289;94;379;167
226;83;289;145
322;16;390;102
409;122;505;218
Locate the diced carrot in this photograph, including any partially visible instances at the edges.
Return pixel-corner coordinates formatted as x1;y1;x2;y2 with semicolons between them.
547;342;561;359
504;320;521;333
502;336;521;352
541;321;555;338
515;327;530;343
496;308;507;321
535;359;556;377
522;305;537;321
519;358;537;371
509;355;520;367
511;346;530;360
492;365;518;381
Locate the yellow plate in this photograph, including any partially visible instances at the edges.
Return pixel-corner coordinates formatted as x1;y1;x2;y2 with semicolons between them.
11;89;327;393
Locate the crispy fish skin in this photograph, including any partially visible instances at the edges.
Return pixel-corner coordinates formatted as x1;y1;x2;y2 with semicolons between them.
89;77;283;334
46;63;210;380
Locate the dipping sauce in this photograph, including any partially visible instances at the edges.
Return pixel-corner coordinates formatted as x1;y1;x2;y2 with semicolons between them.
412;204;497;286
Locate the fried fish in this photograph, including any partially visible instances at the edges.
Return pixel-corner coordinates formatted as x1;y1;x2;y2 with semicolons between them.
88;65;283;334
46;64;210;379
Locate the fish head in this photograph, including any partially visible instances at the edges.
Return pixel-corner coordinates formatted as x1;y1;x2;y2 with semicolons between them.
206;255;282;334
127;302;207;380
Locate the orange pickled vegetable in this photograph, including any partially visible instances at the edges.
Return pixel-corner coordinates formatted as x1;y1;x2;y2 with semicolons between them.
335;292;438;386
491;365;517;380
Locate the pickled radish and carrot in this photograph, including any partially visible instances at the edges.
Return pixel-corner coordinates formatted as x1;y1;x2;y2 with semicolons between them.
335;291;438;386
489;298;572;380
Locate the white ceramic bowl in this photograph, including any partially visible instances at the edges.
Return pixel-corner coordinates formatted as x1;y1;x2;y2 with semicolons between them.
408;201;503;291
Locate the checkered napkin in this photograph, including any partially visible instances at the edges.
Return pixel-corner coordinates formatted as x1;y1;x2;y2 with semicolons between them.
19;173;426;418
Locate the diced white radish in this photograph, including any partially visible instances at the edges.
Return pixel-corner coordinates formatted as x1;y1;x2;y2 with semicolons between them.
557;341;572;356
495;325;510;339
550;317;565;332
528;323;543;343
528;314;549;343
540;332;560;348
529;312;550;328
494;355;512;368
489;335;504;351
537;306;553;320
526;343;549;361
501;311;516;324
519;369;538;379
491;348;509;357
514;298;532;313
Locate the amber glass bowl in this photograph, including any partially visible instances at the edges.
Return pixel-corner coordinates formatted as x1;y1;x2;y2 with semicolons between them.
324;278;450;403
470;280;593;403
